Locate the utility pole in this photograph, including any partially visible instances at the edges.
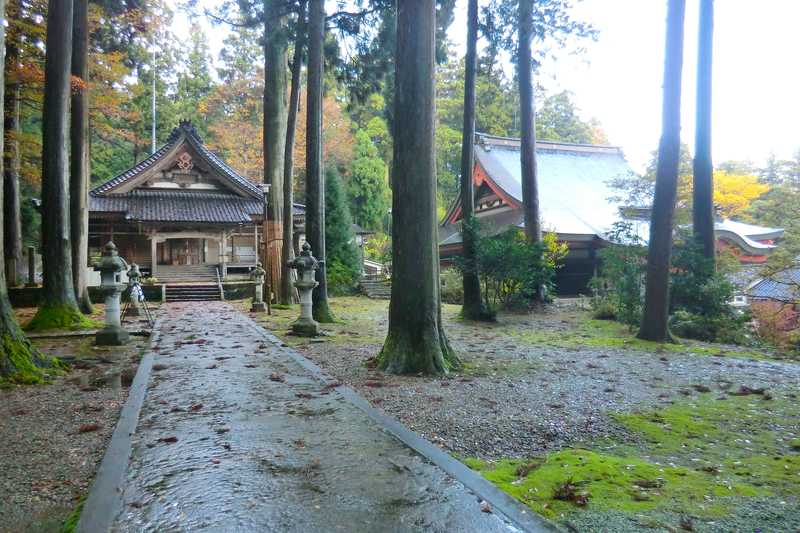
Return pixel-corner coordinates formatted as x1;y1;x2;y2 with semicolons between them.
151;46;156;154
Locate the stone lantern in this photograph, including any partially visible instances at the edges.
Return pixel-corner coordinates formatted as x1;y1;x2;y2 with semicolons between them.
126;263;143;317
250;262;267;313
287;242;320;337
94;241;130;346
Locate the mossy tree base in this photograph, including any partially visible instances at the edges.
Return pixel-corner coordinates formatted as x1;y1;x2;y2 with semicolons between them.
25;303;99;332
0;333;60;384
312;301;335;324
377;327;461;375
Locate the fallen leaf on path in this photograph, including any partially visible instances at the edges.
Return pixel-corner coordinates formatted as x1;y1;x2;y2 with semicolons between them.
189;403;204;412
269;372;286;382
158;436;178;444
78;423;101;433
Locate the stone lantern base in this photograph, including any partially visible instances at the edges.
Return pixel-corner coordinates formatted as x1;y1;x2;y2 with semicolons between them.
250;301;267;313
291;316;319;337
96;326;130;346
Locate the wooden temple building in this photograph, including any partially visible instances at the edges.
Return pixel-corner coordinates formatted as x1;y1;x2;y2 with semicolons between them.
438;134;783;295
88;121;303;283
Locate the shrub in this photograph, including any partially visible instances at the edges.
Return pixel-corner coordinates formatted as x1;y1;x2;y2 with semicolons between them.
750;300;798;349
326;258;358;296
669;310;751;345
457;219;568;311
440;268;464;305
589;222;646;328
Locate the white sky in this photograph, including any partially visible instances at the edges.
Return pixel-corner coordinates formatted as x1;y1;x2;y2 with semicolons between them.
173;0;800;173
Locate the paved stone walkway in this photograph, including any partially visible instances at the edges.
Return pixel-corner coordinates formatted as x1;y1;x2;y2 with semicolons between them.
111;302;529;532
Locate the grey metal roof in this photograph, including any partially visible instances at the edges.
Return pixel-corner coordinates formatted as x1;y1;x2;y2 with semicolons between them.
472;135;633;237
747;268;800;302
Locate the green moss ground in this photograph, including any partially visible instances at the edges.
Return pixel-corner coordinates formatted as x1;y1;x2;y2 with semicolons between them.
25;304;102;332
0;333;63;385
465;393;800;525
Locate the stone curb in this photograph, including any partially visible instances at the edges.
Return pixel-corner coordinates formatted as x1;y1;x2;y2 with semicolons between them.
76;320;162;533
242;314;561;533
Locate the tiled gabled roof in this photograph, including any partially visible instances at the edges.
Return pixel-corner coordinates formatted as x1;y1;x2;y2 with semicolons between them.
90;120;262;199
90;190;263;224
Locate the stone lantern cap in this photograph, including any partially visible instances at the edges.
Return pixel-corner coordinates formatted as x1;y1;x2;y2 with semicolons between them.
128;263;142;282
250;262;267;281
94;241;128;274
288;243;319;274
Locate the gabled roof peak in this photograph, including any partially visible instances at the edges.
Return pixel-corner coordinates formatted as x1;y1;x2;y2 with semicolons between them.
475;132;624;157
168;119;203;144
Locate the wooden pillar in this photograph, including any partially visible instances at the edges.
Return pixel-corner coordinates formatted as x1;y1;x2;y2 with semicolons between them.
150;237;157;277
254;223;259;266
220;231;228;279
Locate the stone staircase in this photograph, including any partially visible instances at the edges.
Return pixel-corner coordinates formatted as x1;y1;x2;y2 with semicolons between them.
359;277;391;299
154;264;218;283
165;284;223;302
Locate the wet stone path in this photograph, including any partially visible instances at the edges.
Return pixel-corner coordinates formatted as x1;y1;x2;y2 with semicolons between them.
113;302;520;532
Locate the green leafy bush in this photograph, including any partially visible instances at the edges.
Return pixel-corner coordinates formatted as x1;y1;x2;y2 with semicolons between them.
440;268;464;305
325;165;360;295
458;220;567;311
589;222;646;327
669;310;751;345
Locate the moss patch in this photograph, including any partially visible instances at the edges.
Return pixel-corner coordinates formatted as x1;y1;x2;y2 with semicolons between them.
25;304;102;332
0;333;62;385
61;497;84;533
466;393;800;523
465;449;764;519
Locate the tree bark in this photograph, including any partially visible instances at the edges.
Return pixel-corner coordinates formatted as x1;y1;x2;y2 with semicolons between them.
638;0;686;343
0;0;53;382
377;0;460;375
70;0;93;314
263;0;289;303
459;0;491;321
692;0;715;263
280;4;306;306
29;0;93;331
3;37;21;288
518;0;541;245
306;0;333;322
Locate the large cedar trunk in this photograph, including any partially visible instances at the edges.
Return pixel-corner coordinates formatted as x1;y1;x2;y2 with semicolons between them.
280;6;305;305
377;0;460;375
3;39;21;288
459;0;490;321
70;0;93;314
29;0;91;331
263;0;289;302
305;0;333;322
518;0;541;245
692;0;715;263
638;0;687;342
0;0;52;382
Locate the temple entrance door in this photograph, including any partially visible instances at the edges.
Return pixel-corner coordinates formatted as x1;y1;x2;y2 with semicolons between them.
158;239;204;265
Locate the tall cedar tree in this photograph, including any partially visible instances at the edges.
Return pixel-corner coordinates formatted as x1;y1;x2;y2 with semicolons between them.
71;0;92;313
378;0;461;375
459;0;491;321
692;0;715;262
28;0;94;331
281;3;306;305
3;27;21;287
638;0;687;342
306;0;334;322
0;0;54;382
518;0;543;299
263;0;289;302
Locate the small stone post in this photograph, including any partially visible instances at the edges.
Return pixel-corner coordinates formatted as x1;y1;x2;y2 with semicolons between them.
94;242;130;346
287;243;320;337
25;246;37;287
126;263;143;317
250;262;267;313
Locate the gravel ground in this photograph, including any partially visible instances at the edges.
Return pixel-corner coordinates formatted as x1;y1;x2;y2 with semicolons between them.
0;309;152;533
259;298;800;460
